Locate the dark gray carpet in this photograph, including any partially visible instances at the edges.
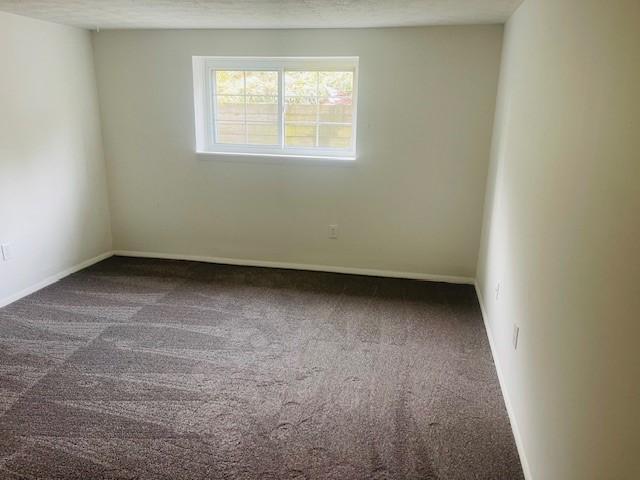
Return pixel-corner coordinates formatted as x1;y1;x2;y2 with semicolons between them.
0;256;523;479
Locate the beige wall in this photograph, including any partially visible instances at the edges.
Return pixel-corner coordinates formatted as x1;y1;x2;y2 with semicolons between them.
477;0;640;478
92;26;503;279
0;12;112;304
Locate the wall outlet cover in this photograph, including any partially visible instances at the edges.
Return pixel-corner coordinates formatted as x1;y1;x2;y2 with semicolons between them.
1;243;11;261
513;324;520;350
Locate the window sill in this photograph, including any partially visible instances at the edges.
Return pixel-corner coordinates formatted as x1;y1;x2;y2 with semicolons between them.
196;150;357;163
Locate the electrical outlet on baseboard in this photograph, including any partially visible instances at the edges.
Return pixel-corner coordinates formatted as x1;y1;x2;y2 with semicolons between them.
328;224;338;239
1;243;11;261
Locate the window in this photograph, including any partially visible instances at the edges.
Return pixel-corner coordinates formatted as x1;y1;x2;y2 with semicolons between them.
193;57;358;160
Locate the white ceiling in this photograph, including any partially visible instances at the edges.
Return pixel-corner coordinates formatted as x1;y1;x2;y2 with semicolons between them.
0;0;522;30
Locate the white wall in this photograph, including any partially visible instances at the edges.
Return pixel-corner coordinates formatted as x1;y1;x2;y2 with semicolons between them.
0;12;112;304
477;0;640;478
92;26;503;279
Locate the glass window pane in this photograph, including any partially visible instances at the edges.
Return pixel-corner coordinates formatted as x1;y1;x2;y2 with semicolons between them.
245;71;278;96
246;95;278;123
319;71;354;96
208;64;356;152
318;125;352;149
285;124;317;147
216;95;244;122
319;97;353;123
215;71;244;95
248;123;279;145
217;122;245;144
285;71;318;97
285;97;317;123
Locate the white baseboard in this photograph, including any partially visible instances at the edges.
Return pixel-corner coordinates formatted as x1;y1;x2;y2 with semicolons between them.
0;251;114;309
475;283;532;480
113;250;474;285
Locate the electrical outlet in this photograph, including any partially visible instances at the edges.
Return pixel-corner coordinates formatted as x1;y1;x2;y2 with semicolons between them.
1;243;10;261
328;224;338;239
495;282;501;301
513;324;520;350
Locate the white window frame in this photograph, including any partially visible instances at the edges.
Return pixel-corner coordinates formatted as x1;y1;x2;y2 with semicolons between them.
193;56;359;161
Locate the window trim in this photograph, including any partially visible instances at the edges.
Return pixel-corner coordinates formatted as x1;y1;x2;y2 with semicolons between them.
193;56;359;160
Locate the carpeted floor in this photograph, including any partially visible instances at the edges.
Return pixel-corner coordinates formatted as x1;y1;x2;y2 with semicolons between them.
0;256;523;479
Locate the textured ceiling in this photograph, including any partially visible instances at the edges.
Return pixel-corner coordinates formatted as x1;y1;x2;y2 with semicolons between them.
0;0;522;29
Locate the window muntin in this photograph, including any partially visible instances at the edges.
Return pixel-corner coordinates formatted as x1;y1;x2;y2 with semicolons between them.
193;57;358;160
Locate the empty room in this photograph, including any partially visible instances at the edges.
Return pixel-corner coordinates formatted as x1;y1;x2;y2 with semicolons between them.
0;0;638;478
